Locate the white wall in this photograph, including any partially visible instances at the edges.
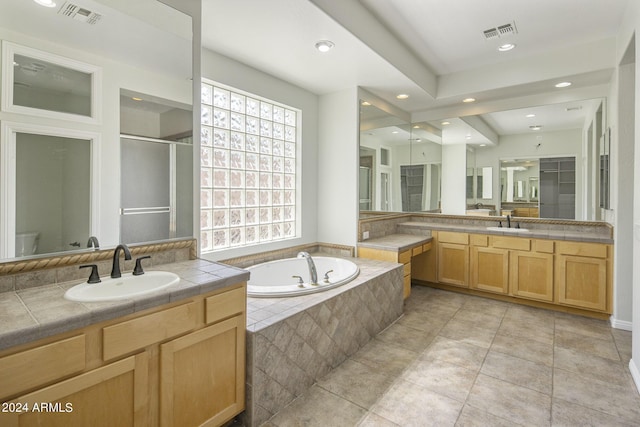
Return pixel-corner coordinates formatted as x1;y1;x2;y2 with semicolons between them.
199;49;319;260
441;144;467;215
318;88;359;246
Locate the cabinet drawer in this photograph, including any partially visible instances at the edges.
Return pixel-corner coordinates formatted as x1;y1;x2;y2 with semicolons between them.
399;250;412;264
556;241;608;258
470;234;488;247
103;302;198;361
206;286;246;325
412;245;423;257
403;262;412;276
491;236;530;251
439;231;469;245
0;335;85;400
422;241;432;252
534;239;554;254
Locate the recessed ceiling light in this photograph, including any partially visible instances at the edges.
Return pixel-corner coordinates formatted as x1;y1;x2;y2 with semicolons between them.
396;94;409;100
413;125;420;128
441;121;451;125
498;43;516;52
315;40;335;53
530;125;542;131
132;97;143;101
555;81;572;88
392;131;399;134
463;98;476;103
480;144;487;147
525;113;536;118
416;139;422;142
361;101;371;106
33;0;56;7
465;135;472;140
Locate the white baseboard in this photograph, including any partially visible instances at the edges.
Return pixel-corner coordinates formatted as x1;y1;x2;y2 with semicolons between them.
610;317;633;331
629;359;640;394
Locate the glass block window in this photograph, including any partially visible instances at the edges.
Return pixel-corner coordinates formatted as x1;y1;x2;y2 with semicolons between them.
200;81;299;252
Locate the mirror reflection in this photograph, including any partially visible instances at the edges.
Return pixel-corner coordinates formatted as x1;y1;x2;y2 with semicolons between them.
360;97;609;221
0;0;193;260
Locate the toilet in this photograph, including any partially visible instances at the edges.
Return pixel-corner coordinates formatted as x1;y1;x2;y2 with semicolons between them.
16;232;40;257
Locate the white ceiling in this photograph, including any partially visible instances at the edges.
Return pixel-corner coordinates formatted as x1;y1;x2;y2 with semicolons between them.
201;0;629;140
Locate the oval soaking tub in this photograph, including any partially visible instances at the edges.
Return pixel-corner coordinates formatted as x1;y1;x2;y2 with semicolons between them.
247;256;359;297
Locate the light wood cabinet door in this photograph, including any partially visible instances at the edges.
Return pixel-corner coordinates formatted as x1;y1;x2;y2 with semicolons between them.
160;315;245;427
471;246;509;294
509;251;554;302
0;353;149;427
556;255;608;311
438;242;469;287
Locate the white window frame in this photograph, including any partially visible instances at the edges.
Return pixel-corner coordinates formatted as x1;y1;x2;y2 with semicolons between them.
0;121;101;258
1;41;102;124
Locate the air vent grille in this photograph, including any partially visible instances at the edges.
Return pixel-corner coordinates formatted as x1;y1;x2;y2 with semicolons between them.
58;2;102;25
483;21;517;40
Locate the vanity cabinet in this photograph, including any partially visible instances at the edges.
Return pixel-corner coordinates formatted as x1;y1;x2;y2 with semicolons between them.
437;232;469;288
469;234;509;294
510;240;554;302
555;241;611;311
0;283;247;427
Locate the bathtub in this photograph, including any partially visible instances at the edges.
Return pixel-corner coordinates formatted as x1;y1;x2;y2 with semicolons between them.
246;256;359;297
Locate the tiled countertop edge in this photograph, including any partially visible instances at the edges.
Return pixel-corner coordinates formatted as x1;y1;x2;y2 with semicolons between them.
0;259;249;352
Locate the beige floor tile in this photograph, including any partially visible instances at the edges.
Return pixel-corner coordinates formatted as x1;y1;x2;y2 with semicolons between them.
316;359;393;409
350;338;419;378
498;312;554;345
460;296;509;317
371;379;464;427
612;328;633;362
554;315;613;340
402;358;478;402
480;350;552;395
554;346;632;387
551;397;638;427
466;374;551;426
268;385;367;427
438;318;497;349
491;332;554;366
455;404;523;427
451;308;504;331
356;412;400;427
553;368;640;423
376;322;438;353
555;329;620;361
421;335;488;371
395;309;449;333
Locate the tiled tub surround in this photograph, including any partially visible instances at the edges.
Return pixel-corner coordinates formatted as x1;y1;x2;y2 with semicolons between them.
243;257;404;427
359;213;613;243
0;252;249;351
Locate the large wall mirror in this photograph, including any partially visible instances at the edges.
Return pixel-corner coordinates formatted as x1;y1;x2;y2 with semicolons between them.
360;96;609;221
0;0;193;260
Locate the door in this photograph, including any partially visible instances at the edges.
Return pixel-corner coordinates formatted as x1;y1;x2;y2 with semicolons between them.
510;251;554;302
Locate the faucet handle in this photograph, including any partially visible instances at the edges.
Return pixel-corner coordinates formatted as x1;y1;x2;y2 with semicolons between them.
292;275;304;287
133;256;151;276
80;264;101;284
323;270;334;283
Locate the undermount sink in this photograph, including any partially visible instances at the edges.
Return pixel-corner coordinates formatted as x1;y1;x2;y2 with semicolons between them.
486;226;530;233
64;271;180;302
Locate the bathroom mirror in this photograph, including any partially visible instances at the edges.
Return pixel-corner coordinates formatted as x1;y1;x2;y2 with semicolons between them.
0;0;193;260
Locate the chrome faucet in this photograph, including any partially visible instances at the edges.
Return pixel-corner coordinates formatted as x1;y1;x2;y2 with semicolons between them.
297;251;318;285
111;244;132;278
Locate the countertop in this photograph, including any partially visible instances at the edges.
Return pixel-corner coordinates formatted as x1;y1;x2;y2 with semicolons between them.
397;221;613;244
357;234;433;252
0;259;250;352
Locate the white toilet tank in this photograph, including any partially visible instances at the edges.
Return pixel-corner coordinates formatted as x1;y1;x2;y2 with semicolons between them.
16;232;39;256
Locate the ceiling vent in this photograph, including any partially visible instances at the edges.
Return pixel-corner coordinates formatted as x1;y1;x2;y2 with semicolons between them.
483;21;517;40
57;2;102;25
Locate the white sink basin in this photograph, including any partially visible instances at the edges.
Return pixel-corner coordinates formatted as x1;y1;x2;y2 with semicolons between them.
64;271;180;302
486;226;530;233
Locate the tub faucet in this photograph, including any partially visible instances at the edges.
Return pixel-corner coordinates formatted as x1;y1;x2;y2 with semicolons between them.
111;244;132;279
297;251;318;285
